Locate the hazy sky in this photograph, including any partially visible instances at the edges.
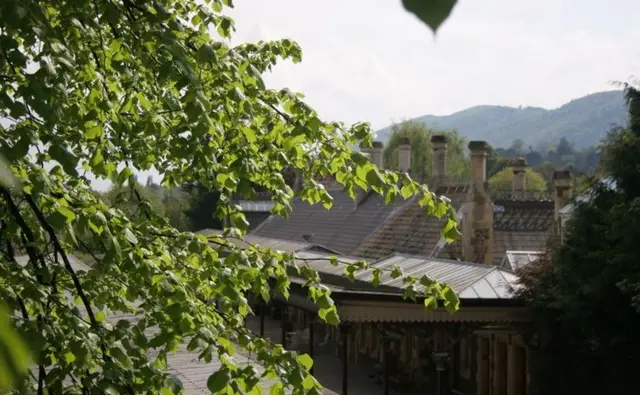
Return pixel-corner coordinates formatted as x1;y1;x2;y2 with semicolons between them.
227;0;640;130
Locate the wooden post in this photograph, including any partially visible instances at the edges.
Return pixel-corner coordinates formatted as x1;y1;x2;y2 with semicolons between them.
340;323;349;395
383;336;390;395
259;302;265;337
281;304;288;348
308;312;315;375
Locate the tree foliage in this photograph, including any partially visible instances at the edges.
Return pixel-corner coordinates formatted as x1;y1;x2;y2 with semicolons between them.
0;0;460;393
487;167;547;192
518;83;640;395
383;120;470;181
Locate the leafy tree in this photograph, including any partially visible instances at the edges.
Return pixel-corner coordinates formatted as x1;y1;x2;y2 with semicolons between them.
509;139;526;155
103;182;166;218
383;120;470;181
0;0;460;393
519;83;640;395
163;188;192;231
488;167;547;192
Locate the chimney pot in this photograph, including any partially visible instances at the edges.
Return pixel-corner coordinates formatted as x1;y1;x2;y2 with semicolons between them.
371;141;384;149
430;134;448;145
468;140;489;153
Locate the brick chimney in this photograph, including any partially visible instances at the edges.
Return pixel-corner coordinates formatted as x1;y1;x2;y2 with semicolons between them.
512;157;527;199
398;137;411;173
553;170;573;235
462;141;494;264
431;134;448;183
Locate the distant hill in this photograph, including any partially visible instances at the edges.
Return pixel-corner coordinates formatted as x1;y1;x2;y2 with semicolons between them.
375;90;628;148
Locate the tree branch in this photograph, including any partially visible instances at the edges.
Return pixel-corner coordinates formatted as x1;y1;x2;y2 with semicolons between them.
22;194;99;327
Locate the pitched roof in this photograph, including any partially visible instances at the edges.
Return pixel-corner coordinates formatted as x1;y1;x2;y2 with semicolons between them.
251;190;406;254
250;178;554;267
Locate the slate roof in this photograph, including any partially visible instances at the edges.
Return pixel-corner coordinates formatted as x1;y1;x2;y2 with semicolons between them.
252;190;407;255
251;175;554;267
351;191;468;260
352;188;554;265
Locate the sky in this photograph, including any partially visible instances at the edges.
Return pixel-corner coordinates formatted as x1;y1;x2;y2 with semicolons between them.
78;0;640;189
226;0;640;130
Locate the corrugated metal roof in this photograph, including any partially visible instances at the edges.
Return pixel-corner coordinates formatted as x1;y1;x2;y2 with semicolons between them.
499;250;543;271
293;251;518;300
357;254;517;299
356;254;491;292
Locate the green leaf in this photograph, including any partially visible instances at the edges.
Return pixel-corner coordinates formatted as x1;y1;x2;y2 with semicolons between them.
0;155;16;188
442;285;460;313
110;342;133;369
124;228;138;245
390;265;403;279
372;269;382;287
136;92;153;110
64;351;76;364
207;370;231;393
401;0;457;34
48;144;78;176
319;306;340;326
58;206;76;223
296;354;313;371
424;295;438;310
0;305;31;390
269;382;285;395
442;217;458;243
400;182;418;200
84;125;103;140
95;311;106;323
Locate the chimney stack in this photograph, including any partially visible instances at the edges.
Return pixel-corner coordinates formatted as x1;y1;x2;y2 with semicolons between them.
398;137;411;173
431;134;448;183
360;141;385;169
468;141;488;188
512;157;527;199
463;141;494;264
553;170;573;234
370;141;384;169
